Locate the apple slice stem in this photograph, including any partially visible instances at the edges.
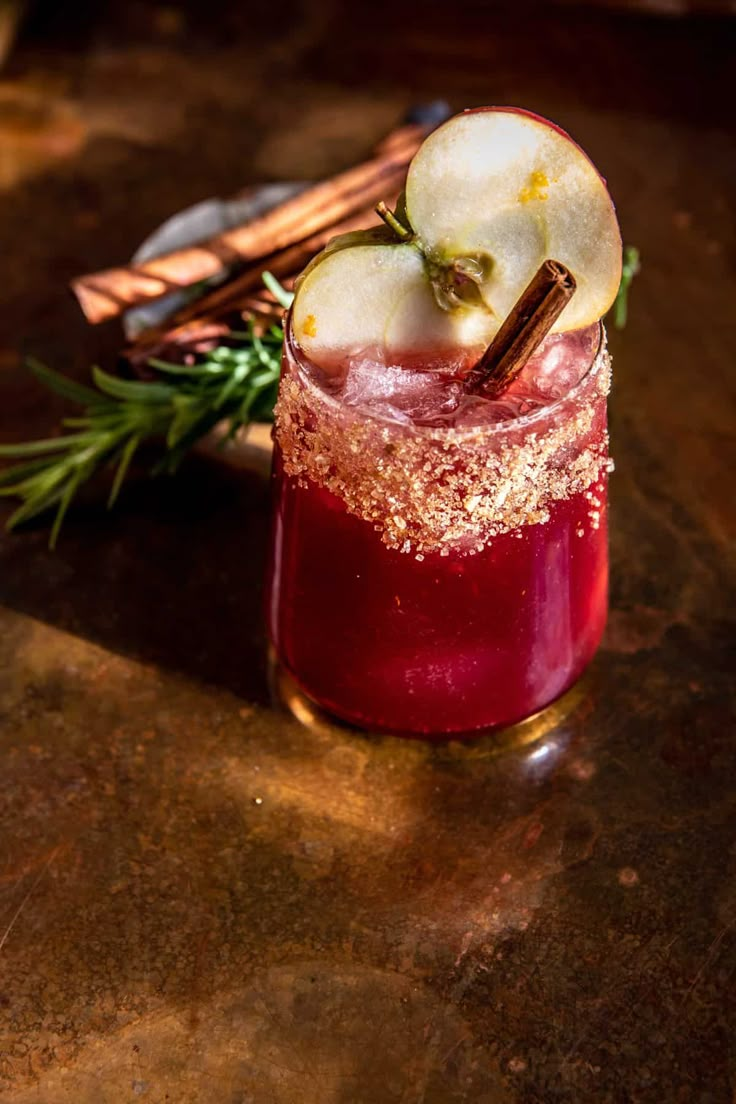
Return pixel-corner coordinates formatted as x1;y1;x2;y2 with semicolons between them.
375;201;413;242
466;259;576;398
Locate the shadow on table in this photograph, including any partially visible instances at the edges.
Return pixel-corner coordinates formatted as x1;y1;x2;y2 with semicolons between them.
0;451;273;704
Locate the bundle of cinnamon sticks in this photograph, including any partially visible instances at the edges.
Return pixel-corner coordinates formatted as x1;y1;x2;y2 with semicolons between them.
71;119;437;366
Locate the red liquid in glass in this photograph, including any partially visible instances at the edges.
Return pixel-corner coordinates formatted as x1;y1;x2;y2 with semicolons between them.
267;328;610;736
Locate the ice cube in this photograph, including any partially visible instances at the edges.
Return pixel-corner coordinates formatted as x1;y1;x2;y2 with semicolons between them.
340;358;463;425
452;393;544;428
515;325;599;401
341;359;415;406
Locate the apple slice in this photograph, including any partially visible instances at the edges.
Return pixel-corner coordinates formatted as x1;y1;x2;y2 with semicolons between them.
404;108;622;333
292;233;494;371
292;108;622;367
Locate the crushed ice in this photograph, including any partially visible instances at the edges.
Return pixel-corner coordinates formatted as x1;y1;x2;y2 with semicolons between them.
312;325;598;428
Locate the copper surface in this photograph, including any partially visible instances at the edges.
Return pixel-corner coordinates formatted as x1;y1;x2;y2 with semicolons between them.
0;2;734;1100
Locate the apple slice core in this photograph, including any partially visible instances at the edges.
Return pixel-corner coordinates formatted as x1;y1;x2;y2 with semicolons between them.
293;240;494;371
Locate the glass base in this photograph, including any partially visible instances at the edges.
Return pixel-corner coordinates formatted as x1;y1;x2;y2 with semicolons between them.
267;646;592;754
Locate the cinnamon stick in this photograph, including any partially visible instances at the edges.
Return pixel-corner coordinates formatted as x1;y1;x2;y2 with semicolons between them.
72;128;426;326
373;122;428;156
124;197;398;363
466;259;576;397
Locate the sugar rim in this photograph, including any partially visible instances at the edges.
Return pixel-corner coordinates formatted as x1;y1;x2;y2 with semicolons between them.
284;312;606;440
276;323;611;555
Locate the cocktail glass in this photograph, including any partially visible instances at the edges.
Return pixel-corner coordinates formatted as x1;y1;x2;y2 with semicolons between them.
266;318;611;737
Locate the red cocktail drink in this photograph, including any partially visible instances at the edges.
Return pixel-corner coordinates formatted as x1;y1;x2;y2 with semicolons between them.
267;322;611;736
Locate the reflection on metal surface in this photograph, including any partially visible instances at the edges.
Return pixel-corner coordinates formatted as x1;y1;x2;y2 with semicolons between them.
268;645;592;758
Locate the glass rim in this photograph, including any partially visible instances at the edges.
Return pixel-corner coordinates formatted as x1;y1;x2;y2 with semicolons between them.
284;312;607;440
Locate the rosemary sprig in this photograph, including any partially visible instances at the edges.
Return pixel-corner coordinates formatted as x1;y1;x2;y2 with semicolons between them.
613;245;641;330
0;276;292;545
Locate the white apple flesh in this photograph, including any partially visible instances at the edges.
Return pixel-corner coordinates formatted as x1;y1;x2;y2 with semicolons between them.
405;108;622;333
293;240;494;370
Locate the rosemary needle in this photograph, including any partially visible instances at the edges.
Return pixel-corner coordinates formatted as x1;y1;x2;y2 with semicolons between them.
613;245;641;330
